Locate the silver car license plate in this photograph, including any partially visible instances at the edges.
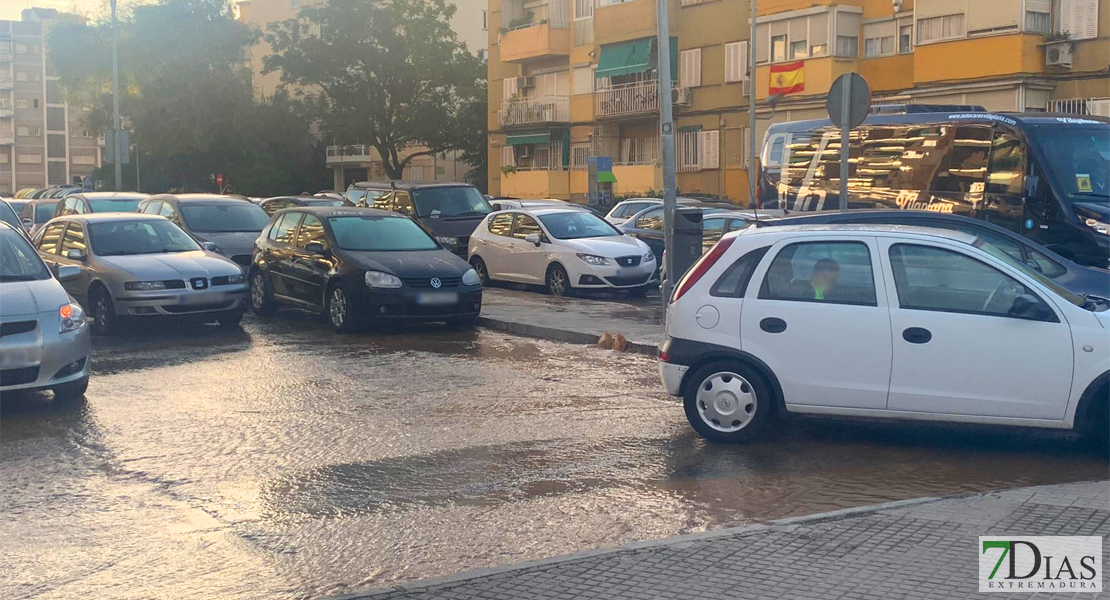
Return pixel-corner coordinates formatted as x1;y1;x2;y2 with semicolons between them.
0;346;40;368
416;292;459;305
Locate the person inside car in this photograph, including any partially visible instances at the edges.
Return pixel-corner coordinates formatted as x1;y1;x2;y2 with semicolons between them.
809;258;840;301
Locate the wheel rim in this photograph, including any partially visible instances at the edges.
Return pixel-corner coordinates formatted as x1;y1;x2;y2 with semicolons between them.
695;371;757;433
550;269;567;295
251;274;266;309
95;293;111;329
473;261;487;283
329;288;347;327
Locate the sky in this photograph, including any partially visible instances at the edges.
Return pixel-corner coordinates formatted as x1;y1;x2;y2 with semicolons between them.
0;0;154;22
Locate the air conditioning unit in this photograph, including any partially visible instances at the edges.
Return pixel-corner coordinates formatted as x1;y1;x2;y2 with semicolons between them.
1044;41;1073;68
517;145;532;158
672;86;691;105
515;76;535;89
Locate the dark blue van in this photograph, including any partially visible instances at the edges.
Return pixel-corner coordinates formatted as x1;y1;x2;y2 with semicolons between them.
757;107;1110;268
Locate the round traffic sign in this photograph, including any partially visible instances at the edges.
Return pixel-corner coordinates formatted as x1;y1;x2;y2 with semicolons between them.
828;73;872;129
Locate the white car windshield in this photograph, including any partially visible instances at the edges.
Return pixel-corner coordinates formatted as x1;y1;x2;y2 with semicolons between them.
0;228;50;281
89;220;200;256
538;212;621;240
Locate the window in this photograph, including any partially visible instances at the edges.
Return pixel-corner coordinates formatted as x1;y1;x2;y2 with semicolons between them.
158;203;176;220
810;44;827;56
371;191;392;210
1025;247;1068;279
759;241;877;305
917;14;965;43
572;65;593;95
680;48;701;88
864;36;894;58
47;107;64;131
296;214;327;248
140;201;161;215
500;145;515;169
37;222;67;254
724;41;749;83
511;214;542;239
32;99;39;109
789;40;807;59
1058;0;1099;40
59;224;86;256
835;36;858;57
502;77;518;100
72;154;96;166
18;154;41;164
571;143;590;169
1025;11;1050;33
487;213;514;236
899;24;913;53
933;125;991;194
47;134;65;158
48;162;66;185
15;71;27;82
635;208;664;231
15;100;27;109
619;136;658;165
677;129;700;171
15;43;26;54
392;192;414;215
711;246;770;298
700;130;719;169
771;35;787;62
574;0;594;19
888;244;1053;320
268;212;301;244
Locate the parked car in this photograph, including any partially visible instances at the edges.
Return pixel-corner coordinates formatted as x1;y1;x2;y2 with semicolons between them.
468;207;657;297
345;182;493;257
18;198;62;237
249;207;482;332
0;200;22;231
259;195;346;216
136;194;270;269
490;198;606;219
621;203;737;270
604;198;665;225
33;213;248;335
660;224;1110;445
753;210;1110;300
6;199;28;218
0;221;90;401
53;192;150;218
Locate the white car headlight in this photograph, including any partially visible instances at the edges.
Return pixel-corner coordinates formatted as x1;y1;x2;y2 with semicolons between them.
365;270;403;288
59;302;86;333
125;281;167;291
436;236;459;246
226;273;245;285
461;268;481;286
643;251;655;262
576;253;611;266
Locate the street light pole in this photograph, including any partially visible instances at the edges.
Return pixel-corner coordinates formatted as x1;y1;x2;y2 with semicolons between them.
656;0;677;314
747;0;757;208
111;0;122;191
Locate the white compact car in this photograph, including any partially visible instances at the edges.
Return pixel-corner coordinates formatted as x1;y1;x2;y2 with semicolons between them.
660;225;1110;445
468;208;658;297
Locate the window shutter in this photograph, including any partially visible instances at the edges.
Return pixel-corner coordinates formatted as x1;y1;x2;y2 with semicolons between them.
500;145;515;168
699;130;719;169
503;77;518;100
1059;0;1098;39
680;48;702;88
725;41;748;83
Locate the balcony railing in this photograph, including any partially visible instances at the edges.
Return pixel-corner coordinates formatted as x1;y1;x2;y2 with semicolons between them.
325;145;374;163
1047;97;1110;118
498;96;569;127
596;80;661;118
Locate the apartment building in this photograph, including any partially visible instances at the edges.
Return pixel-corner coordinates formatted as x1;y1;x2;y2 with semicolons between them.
238;0;489;190
486;0;1110;203
0;8;101;196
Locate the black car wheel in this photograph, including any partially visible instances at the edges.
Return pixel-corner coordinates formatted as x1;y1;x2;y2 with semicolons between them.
90;286;118;336
327;282;359;333
546;264;574;297
250;270;278;316
470;256;490;285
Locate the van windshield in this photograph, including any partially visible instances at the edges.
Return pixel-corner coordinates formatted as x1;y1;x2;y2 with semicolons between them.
1031;125;1110;202
412;187;491;218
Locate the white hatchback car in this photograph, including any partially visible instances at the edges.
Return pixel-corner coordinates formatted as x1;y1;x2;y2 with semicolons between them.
468;208;657;297
660;225;1110;445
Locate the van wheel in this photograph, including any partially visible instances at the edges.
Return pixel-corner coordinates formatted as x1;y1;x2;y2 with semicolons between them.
546;264;574;297
683;360;772;444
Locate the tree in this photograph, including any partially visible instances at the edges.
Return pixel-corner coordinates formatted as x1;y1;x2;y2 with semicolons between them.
263;0;487;182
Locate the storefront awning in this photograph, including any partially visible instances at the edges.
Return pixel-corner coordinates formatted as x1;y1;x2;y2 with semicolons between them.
506;133;550;145
595;38;679;83
597;171;617;184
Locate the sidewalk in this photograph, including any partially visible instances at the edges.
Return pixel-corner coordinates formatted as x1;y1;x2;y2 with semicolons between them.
331;480;1109;600
478;287;664;355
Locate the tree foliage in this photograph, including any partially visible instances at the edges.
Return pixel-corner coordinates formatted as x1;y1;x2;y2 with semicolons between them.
263;0;487;183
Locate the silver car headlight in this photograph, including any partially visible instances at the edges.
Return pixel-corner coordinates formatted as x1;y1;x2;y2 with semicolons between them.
59;302;86;333
576;253;611;266
436;236;459;246
125;281;167;291
365;270;403;288
643;251;655;262
226;273;245;285
461;268;481;286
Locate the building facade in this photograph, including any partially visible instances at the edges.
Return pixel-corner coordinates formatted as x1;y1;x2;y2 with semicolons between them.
0;8;102;196
486;0;1110;204
238;0;489;191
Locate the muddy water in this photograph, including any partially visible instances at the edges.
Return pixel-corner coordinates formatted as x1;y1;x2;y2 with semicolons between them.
1;314;1105;599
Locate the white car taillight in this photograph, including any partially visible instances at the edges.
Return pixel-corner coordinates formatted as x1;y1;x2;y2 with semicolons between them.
671;237;736;303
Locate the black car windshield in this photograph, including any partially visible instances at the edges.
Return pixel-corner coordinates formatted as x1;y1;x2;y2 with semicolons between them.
412;187;491;218
538;211;622;240
329;215;440;251
0;202;19;229
1032;125;1110;202
35;202;59;222
90;199;144;213
89;220;200;256
180;203;270;232
0;228;50;281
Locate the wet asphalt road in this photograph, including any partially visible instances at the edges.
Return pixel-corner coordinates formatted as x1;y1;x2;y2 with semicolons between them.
1;311;1107;600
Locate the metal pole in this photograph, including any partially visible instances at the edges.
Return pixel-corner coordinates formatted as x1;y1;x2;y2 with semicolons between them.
111;0;122;191
656;0;676;311
747;0;757;208
134;142;140;192
839;77;850;210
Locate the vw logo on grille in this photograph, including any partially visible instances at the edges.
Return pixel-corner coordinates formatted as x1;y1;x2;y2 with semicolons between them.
430;277;442;289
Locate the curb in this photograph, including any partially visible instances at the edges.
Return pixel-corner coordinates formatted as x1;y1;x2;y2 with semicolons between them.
476;316;659;357
323;495;941;600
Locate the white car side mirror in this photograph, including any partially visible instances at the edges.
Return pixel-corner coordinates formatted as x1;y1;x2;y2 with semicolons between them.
524;233;542;247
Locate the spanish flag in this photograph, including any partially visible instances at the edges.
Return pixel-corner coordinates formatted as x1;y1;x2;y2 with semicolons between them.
769;61;805;95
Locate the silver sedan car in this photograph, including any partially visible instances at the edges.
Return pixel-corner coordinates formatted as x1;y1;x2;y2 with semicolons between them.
33;213;249;335
0;221;91;401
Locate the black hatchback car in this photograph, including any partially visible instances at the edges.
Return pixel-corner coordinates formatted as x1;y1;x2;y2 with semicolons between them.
344;181;493;257
249;207;483;332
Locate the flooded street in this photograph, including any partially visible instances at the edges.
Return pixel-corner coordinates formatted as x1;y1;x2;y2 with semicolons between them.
1;315;1106;600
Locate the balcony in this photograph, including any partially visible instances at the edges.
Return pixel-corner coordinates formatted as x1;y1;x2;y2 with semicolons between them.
325;145;375;165
1047;97;1110;117
500;22;571;63
498;96;569;128
500;168;570;199
596;80;660;119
